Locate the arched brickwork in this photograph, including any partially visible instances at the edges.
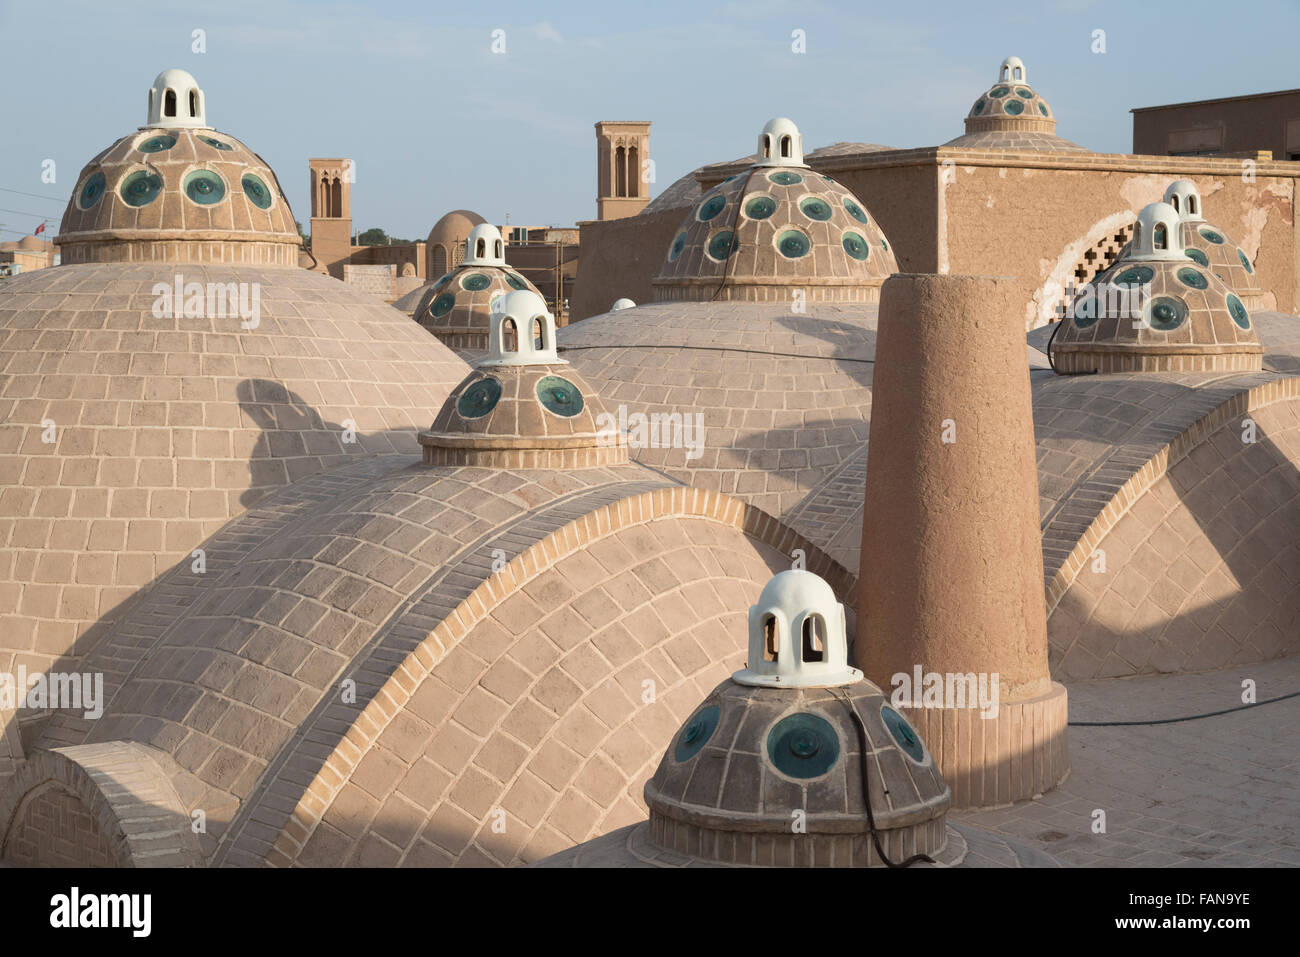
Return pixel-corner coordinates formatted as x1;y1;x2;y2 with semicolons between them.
1047;377;1300;678
237;487;851;868
0;742;203;867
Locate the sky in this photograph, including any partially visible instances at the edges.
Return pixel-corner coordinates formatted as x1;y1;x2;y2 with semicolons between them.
1;0;1298;242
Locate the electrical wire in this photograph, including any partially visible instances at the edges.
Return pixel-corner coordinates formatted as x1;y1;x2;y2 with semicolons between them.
832;687;935;868
1068;689;1300;727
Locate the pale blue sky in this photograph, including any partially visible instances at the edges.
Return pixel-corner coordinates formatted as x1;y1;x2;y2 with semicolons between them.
1;0;1296;241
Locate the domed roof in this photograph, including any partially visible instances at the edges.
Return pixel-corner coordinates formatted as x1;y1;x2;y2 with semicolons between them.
426;209;486;246
55;71;299;266
653;119;898;303
421;291;624;468
1163;180;1266;309
412;246;543;350
0;241;17;252
1053;202;1263;373
0;70;472;684
944;57;1087;153
16;234;47;250
643;570;950;867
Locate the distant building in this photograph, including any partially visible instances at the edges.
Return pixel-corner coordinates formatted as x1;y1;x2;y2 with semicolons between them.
0;235;55;278
1132;88;1300;159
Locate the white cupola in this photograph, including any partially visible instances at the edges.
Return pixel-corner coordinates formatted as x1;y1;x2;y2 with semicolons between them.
611;298;636;311
145;69;208;130
464;223;506;266
1163;180;1205;222
1132;202;1186;261
733;570;861;688
481;290;563;366
999;56;1026;84
753;118;805;167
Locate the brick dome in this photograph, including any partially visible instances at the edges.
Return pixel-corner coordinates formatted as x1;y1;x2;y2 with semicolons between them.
944;57;1087;153
653;119;898;303
57;72;299;267
1053;202;1264;373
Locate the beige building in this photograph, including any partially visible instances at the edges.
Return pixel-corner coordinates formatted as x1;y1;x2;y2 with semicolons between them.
1133;88;1300;159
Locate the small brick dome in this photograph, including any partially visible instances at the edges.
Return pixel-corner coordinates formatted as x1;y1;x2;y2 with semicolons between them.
1163;180;1267;310
1053;202;1264;374
944;56;1087;153
653;118;898;303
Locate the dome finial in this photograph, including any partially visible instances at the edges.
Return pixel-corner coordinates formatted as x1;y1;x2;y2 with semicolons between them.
463;223;506;267
1163;180;1205;223
146;69;208;130
753;118;805;167
1132;202;1186;261
482;289;563;366
733;570;860;687
1000;56;1026;84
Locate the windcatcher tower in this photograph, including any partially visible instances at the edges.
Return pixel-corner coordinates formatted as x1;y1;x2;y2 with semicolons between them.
309;158;352;277
595;121;650;220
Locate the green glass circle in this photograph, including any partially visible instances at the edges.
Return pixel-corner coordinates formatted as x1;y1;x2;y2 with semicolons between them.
776;230;810;259
1038;102;1050;117
536;375;584;417
461;272;491;291
698;193;727;221
1176;267;1208;290
119;170;163;207
78;171;106;210
1016;87;1034;98
799;196;833;221
767;712;839;779
1199;226;1225;245
972;98;986;116
138;134;176;153
430;293;455;318
198;135;234;151
505;272;529;290
744;195;777;220
456;377;502;419
432;273;453;291
881;706;926;763
1185;248;1209;267
1114;265;1154;286
842;197;868;223
881;238;889;252
1072;290;1098;328
1148;296;1187;331
183;170;226;205
668;232;687;261
673;705;721;763
707;230;737;261
1237;249;1253;274
842;231;870;261
1004;99;1025;116
241;173;273;209
1227;293;1250;329
989;85;1009;98
768;170;802;186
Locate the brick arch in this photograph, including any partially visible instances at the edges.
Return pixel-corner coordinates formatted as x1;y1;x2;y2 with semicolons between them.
249;487;852;868
0;742;203;867
1046;377;1300;679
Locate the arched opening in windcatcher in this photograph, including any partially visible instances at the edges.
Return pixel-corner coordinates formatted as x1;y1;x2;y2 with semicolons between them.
164;88;177;117
762;615;779;662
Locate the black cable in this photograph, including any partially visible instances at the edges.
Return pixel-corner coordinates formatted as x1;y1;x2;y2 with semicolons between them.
709;167;759;302
557;342;874;363
1068;689;1300;727
833;688;934;868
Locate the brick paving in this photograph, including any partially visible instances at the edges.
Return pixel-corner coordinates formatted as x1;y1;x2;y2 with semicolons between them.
954;655;1300;867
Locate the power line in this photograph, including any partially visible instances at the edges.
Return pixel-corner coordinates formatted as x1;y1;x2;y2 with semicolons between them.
0;186;65;204
0;206;57;219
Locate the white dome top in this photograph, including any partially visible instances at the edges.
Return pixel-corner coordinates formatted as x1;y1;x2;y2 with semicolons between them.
733;570;861;688
1132;202;1186;261
481;290;563;367
1163;180;1205;223
753;117;805;168
611;298;636;311
999;56;1027;84
464;223;506;266
145;69;208;130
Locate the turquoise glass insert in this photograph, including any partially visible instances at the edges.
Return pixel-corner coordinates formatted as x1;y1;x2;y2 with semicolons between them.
457;377;502;419
120;170;163;207
767;712;839;779
536;375;584;417
183;170;226;205
241;173;273;209
673;705;721;763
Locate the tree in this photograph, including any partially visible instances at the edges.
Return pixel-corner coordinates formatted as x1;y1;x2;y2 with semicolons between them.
357;227;390;246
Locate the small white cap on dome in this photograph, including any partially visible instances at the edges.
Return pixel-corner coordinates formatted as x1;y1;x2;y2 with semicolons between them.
145;69;209;130
733;569;861;688
1131;202;1186;261
1162;180;1206;223
999;56;1027;83
611;298;636;311
464;223;506;266
481;290;565;367
753;118;806;168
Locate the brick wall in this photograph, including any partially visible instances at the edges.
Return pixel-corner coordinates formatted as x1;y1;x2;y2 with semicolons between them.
2;783;122;867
